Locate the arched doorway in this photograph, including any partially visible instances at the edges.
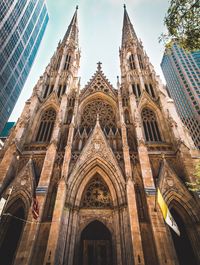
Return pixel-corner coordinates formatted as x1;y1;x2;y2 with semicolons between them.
0;200;26;265
79;220;113;265
170;208;198;265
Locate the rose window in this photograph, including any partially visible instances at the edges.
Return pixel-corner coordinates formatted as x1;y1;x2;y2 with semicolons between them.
81;100;115;127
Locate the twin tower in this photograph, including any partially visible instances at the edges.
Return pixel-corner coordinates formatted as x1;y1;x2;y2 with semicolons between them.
0;6;200;265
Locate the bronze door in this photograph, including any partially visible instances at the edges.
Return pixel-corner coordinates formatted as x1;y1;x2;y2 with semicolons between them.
83;240;111;265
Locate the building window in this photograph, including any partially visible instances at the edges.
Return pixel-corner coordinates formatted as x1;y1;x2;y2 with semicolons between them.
129;54;136;70
124;109;130;124
141;108;162;142
43;84;54;99
35;108;56;142
56;55;62;70
57;84;66;98
66;109;73;124
138;54;144;69
145;83;155;98
64;54;71;70
132;83;141;98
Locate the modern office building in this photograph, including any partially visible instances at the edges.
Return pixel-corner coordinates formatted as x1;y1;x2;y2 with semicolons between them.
0;0;49;133
161;43;200;148
0;122;15;150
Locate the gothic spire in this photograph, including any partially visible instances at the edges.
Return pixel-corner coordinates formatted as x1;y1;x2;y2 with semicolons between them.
63;6;79;46
122;5;138;47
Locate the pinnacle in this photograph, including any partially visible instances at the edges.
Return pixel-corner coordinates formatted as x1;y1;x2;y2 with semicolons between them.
62;6;79;45
122;5;138;47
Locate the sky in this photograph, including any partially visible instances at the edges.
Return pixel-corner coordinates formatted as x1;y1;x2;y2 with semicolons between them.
9;0;169;121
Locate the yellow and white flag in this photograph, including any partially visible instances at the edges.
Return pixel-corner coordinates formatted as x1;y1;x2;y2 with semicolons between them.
0;198;6;216
157;188;180;236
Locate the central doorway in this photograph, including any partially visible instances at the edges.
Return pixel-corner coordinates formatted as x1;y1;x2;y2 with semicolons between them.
80;220;113;265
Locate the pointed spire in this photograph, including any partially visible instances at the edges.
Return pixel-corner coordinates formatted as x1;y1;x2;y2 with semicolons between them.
122;5;138;47
63;6;79;45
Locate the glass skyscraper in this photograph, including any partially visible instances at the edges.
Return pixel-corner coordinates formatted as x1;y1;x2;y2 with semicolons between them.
161;43;200;148
0;0;49;132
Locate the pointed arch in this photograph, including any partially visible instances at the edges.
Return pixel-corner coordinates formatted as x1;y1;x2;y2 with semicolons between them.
158;160;200;224
81;173;113;208
141;107;162;142
35;107;56;143
79;220;113;265
0;197;28;265
67;158;126;208
138;93;172;143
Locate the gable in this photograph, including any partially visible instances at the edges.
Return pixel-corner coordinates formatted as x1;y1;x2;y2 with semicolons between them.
68;119;125;183
80;68;117;102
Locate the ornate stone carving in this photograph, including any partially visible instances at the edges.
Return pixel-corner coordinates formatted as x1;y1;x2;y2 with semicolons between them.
81;175;113;208
81;100;116;127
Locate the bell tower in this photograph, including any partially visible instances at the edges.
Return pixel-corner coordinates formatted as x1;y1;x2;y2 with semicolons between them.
119;4;199;265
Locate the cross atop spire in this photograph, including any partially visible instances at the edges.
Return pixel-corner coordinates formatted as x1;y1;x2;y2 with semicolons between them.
121;5;138;47
97;61;102;71
63;6;79;46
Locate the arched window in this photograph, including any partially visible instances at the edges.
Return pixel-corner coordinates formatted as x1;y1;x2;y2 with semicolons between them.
56;55;62;70
43;84;54;99
64;54;71;70
137;54;144;69
124;109;130;124
132;83;141;98
35;108;56;143
129;54;136;70
144;83;156;98
66;109;73;124
141;108;162;142
57;84;67;98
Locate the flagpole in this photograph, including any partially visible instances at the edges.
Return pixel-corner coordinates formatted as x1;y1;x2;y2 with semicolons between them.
154;178;158;212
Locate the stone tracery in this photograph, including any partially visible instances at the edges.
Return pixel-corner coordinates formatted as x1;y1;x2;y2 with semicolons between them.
81;175;113;208
81;99;116;127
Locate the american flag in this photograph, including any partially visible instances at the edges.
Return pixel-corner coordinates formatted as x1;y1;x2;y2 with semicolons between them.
32;197;39;220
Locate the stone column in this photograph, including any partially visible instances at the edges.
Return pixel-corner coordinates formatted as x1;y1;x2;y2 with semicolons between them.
118;90;145;265
43;91;79;265
43;178;66;265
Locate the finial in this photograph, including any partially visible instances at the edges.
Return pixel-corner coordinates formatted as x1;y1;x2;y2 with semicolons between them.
76;5;78;10
97;113;100;122
117;76;120;88
123;4;126;9
97;61;102;71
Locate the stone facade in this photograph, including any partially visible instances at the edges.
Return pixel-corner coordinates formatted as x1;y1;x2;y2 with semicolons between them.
0;6;200;265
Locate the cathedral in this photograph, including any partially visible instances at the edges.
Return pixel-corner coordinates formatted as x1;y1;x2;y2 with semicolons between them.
0;6;200;265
